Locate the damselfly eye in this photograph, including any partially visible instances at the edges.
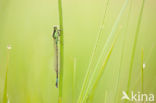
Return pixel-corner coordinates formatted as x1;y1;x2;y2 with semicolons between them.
53;25;58;30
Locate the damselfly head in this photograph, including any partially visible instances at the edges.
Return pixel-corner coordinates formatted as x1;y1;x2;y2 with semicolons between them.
53;25;58;30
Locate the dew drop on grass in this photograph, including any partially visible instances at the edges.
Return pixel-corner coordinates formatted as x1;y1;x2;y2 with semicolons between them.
7;45;12;50
143;63;146;69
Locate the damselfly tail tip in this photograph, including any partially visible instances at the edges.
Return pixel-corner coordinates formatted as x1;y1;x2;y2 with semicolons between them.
56;82;58;88
56;78;58;88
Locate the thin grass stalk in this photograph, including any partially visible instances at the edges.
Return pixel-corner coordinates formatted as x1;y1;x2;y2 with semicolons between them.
77;0;111;102
81;0;129;102
104;91;108;103
87;38;116;102
133;47;153;91
145;44;154;63
3;47;11;103
86;26;123;103
72;58;77;103
126;0;145;96
108;66;117;103
114;1;132;102
3;71;8;103
58;0;64;102
130;49;144;96
86;30;121;103
141;49;144;93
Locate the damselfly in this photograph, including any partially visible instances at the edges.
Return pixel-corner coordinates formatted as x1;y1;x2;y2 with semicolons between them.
52;25;60;88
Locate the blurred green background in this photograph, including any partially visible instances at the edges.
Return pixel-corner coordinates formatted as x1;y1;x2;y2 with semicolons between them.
0;0;156;103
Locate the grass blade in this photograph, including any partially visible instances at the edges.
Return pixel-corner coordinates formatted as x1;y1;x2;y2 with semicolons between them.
141;49;144;93
114;1;132;102
86;29;121;103
126;0;145;96
80;0;129;102
3;46;11;103
58;0;64;102
72;58;77;103
76;0;111;102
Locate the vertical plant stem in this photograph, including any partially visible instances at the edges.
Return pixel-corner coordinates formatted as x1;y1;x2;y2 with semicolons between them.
81;0;129;102
126;0;145;96
114;1;132;102
132;45;154;91
72;58;77;103
86;30;121;103
141;49;144;93
3;47;11;103
104;91;108;103
58;0;64;102
77;0;110;102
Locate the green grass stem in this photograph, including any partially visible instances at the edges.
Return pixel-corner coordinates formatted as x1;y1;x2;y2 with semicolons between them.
72;58;77;103
80;0;129;102
86;29;121;103
58;0;64;102
76;0;111;102
141;49;144;93
104;91;108;103
114;1;132;102
3;46;11;103
126;0;145;96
